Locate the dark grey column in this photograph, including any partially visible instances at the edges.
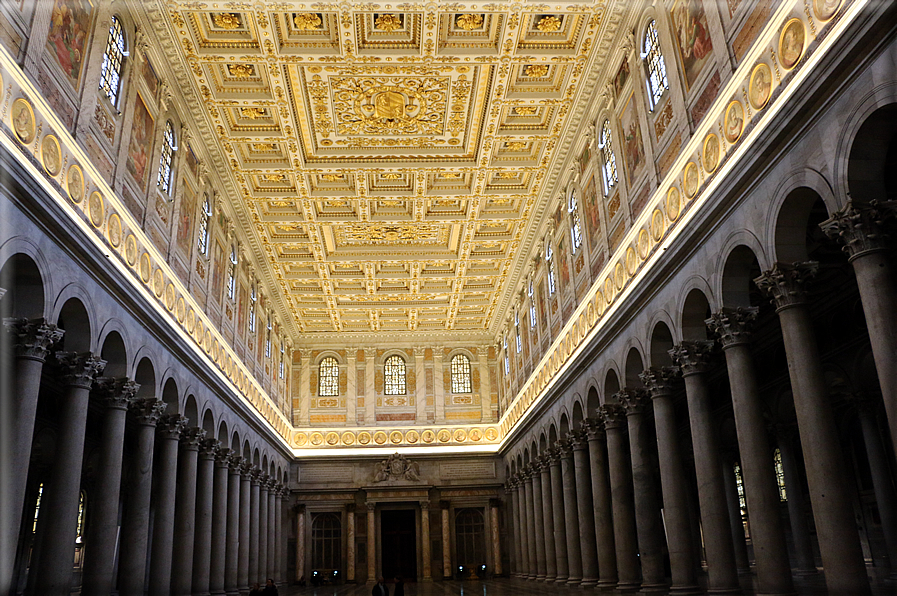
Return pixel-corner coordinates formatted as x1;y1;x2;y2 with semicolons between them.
570;431;599;587
210;448;231;596
258;475;269;585
522;469;536;578
238;462;252;593
171;427;206;596
118;398;167;596
249;468;261;586
277;486;286;585
548;449;569;582
756;263;870;594
3;318;63;585
821;200;897;462
720;457;751;574
560;439;582;585
224;455;243;596
507;481;520;577
149;414;188;596
851;395;897;576
708;308;795;595
618;389;667;592
599;404;640;592
514;476;527;578
32;352;105;596
81;378;138;596
266;480;277;580
530;463;547;580
670;341;741;594
583;418;618;590
538;458;557;581
192;438;218;596
773;425;816;574
641;368;700;594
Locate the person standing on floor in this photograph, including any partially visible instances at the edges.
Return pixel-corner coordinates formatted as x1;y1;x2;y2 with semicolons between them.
262;578;279;595
372;576;389;596
393;576;405;596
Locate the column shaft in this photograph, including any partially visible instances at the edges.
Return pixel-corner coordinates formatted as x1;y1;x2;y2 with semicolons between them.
561;444;582;584
347;505;356;582
571;434;599;586
275;491;284;585
33;354;105;596
267;486;276;580
258;481;269;585
249;473;261;585
238;469;251;591
171;428;205;596
776;432;815;573
538;465;557;581
192;440;217;596
585;423;618;589
721;459;751;574
224;458;242;596
489;502;501;576
210;450;231;596
295;506;306;584
421;504;432;580
81;379;135;596
441;506;451;579
368;505;377;581
531;467;547;579
118;400;165;596
148;415;187;596
523;475;536;578
548;454;569;582
856;403;897;574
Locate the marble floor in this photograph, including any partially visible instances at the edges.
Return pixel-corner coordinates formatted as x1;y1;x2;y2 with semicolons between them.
279;575;897;596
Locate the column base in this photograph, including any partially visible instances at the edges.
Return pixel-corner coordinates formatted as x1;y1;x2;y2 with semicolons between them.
794;568;818;576
555;575;570;584
597;579;618;591
615;580;642;592
639;582;668;593
707;589;743;595
566;578;582;586
581;578;598;587
754;592;797;596
669;584;702;595
536;574;547;581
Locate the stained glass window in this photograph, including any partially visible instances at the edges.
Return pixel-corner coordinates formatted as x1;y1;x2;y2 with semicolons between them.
644;20;669;109
99;16;126;106
157;121;175;193
451;354;472;393
197;194;211;256
599;120;618;195
75;491;85;544
318;356;339;396
384;355;406;395
570;191;583;250
734;462;750;538
32;483;43;534
774;448;787;501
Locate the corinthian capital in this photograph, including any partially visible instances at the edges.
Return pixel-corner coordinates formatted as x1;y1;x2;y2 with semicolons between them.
4;318;64;361
130;397;167;426
56;352;106;389
617;388;651;416
180;427;207;450
754;262;818;311
639;367;681;397
820;199;897;260
158;413;188;439
706;307;758;348
598;403;627;429
669;341;715;376
94;377;140;409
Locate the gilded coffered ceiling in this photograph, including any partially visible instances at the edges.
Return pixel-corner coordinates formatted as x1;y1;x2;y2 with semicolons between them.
160;1;617;341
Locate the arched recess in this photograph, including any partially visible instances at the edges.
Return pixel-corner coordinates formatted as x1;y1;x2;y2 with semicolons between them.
559;412;570;436
56;297;92;352
572;400;584;429
624;347;645;388
721;245;764;308
523;447;531;466
201;409;215;436
242;440;251;462
231;430;241;453
649;321;675;367
586;385;600;417
134;357;156;398
99;330;127;378
539;432;547;455
218;420;229;444
262;454;269;476
846;103;897;203
252;447;260;467
604;369;621;401
549;423;558;445
773;187;840;264
0;253;45;318
184;395;199;427
161;378;179;414
681;288;712;340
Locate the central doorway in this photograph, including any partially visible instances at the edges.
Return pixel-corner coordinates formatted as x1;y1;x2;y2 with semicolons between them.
380;509;417;581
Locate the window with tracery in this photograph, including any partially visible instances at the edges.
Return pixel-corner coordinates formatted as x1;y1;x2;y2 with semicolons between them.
311;513;341;572
227;247;237;301
197;194;211;256
570;191;583;251
157;121;175;194
451;354;472;393
599;120;618;195
384;355;406;395
318;356;339;396
644;19;669;109
774;448;787;501
455;508;486;569
99;16;126;106
546;243;557;295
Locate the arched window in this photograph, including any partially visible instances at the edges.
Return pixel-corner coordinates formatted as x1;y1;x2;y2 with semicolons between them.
514;310;522;354
248;285;257;333
599;120;618;195
569;190;583;251
384;355;406;395
318;356;339;396
455;508;486;569
157;121;176;194
197;193;211;256
279;343;286;380
227;246;237;301
99;16;126;106
265;318;272;358
528;279;537;328
774;448;787;501
643;20;669;110
311;513;341;572
502;336;510;375
451;354;472;393
546;243;557;295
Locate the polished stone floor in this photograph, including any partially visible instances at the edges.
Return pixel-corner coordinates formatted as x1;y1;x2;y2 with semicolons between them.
279;574;897;596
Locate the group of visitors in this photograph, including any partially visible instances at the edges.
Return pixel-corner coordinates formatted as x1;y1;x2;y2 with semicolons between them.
248;578;279;595
372;576;404;596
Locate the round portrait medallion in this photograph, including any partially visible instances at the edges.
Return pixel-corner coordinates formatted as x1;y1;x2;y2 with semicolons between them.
88;191;105;228
703;133;720;173
11;98;35;144
813;0;841;22
107;212;122;248
41;134;62;176
725;100;745;144
778;18;806;71
666;186;681;221
749;63;773;110
67;164;84;204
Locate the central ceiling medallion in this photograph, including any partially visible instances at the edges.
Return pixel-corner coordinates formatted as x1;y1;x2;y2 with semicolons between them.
333;77;449;136
293;13;323;30
335;223;449;246
374;13;403;32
